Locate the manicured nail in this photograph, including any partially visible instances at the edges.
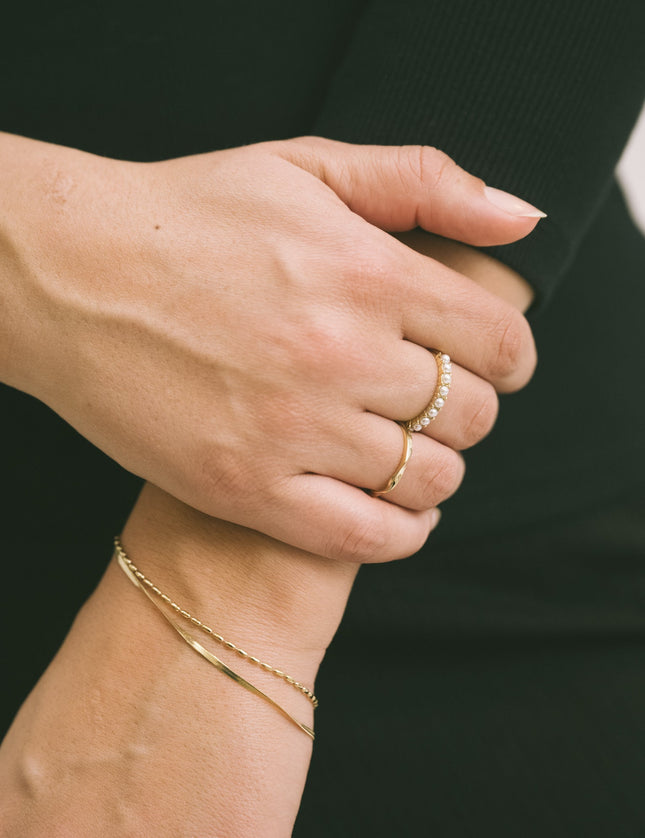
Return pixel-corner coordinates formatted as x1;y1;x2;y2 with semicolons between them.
484;186;547;218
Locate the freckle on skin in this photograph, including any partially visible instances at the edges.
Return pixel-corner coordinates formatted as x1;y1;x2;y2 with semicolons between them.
154;224;161;230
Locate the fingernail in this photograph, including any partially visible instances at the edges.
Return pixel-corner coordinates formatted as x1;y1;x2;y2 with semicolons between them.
484;186;547;218
431;508;442;528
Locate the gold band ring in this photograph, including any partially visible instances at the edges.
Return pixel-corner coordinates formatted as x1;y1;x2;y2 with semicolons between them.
405;351;452;433
370;422;414;497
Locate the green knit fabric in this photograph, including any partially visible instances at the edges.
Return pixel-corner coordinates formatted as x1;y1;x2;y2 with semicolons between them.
313;0;645;308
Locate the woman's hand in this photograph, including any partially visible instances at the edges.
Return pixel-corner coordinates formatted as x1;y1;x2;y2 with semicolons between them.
0;133;542;563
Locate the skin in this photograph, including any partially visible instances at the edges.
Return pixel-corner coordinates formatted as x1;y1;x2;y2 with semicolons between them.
0;230;536;836
0;132;541;566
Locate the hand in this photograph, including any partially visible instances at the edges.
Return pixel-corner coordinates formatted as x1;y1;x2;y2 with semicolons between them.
1;133;541;562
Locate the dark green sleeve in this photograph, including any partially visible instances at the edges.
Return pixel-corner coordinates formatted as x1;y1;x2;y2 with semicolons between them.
311;0;645;308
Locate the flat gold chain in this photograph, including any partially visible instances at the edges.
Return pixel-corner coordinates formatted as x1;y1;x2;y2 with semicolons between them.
113;537;318;708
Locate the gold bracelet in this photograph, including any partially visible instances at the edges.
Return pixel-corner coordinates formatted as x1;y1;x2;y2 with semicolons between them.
114;537;316;740
113;538;317;707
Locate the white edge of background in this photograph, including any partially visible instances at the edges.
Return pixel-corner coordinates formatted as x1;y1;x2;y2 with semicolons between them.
617;102;645;235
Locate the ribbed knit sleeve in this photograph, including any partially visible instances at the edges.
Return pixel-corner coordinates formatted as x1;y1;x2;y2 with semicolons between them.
312;0;645;308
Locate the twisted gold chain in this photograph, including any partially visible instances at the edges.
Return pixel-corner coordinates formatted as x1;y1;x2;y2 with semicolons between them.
113;537;318;708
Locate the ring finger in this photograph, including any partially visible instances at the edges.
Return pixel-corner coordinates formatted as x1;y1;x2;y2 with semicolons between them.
363;341;499;451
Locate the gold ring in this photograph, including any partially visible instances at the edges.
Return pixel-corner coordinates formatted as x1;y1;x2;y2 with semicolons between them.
370;422;414;497
405;351;452;432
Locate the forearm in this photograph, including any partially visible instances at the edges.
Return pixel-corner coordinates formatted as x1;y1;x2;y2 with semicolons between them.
1;484;357;837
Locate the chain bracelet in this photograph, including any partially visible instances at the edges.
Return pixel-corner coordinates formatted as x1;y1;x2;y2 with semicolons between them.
113;537;318;708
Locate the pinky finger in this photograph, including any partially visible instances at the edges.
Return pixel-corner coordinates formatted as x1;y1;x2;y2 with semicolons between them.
278;474;441;564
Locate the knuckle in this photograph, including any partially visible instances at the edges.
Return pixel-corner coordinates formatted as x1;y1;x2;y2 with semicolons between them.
288;135;332;149
486;308;534;384
461;387;499;448
344;240;389;281
511;320;538;389
335;237;401;305
295;312;356;378
272;134;336;163
421;449;465;507
399;145;454;191
331;514;389;563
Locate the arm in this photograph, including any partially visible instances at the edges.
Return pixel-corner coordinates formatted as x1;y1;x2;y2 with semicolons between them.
0;484;357;837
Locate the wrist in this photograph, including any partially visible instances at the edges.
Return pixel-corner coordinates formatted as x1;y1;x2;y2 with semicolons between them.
0;132;128;399
120;483;359;661
0;133;81;394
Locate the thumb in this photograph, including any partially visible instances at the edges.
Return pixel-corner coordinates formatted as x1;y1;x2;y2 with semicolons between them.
277;136;546;247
